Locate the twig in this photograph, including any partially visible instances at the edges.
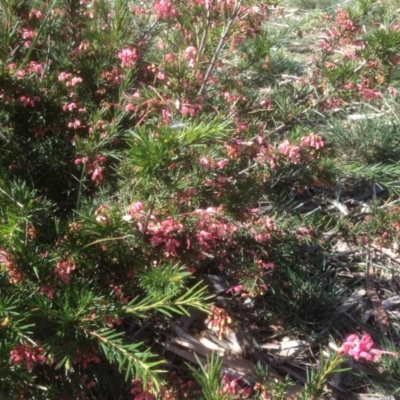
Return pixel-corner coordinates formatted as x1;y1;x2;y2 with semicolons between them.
369;243;400;265
143;196;156;237
198;0;244;96
197;0;214;64
365;251;390;334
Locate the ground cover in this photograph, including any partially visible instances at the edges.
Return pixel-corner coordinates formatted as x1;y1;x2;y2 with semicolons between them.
1;0;400;398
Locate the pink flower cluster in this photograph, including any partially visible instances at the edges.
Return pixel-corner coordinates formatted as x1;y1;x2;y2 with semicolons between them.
40;284;55;300
118;48;138;68
8;61;44;78
0;249;23;284
199;157;228;169
221;374;251;397
206;305;232;339
339;333;398;361
222;91;246;104
147;216;184;257
194;207;237;259
125;204;184;257
251;215;276;243
58;72;83;86
54;258;76;285
128;201;144;217
20;28;36;48
63;101;85;113
29;8;45;20
9;343;46;372
334;8;359;37
320;97;345;111
75;154;107;184
68;118;81;129
277;134;324;164
180;97;202;117
319;39;334;53
184;46;197;67
356;84;383;102
154;0;177;20
18;95;40;107
277;139;302;164
300;134;325;149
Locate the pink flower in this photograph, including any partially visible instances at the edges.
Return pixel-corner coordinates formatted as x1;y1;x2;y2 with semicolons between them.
199;157;211;168
339;334;398;361
63;102;77;111
68;119;81;129
277;139;291;156
254;233;271;242
390;22;400;31
91;167;104;183
14;69;26;78
216;159;227;169
29;9;45;19
125;103;135;112
162;108;171;123
58;72;72;82
150;236;164;247
197;230;215;242
40;285;55;299
221;373;250;396
28;61;44;74
388;87;398;97
180;104;196;116
0;250;23;284
300;134;325;149
18;95;40;107
118;48;138;68
157;71;166;80
10;343;46;372
129;201;143;215
184;46;197;66
154;0;177;19
278;140;302;164
54;258;76;285
21;28;36;40
164;238;180;255
319;40;333;52
70;77;83;86
164;53;174;62
356;84;383;101
217;176;227;183
226;284;246;295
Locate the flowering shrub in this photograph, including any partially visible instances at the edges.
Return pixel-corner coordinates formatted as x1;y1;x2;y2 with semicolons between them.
0;0;400;398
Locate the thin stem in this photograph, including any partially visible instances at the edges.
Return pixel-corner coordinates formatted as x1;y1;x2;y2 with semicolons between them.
198;0;244;97
142;195;156;237
20;0;59;69
196;0;214;67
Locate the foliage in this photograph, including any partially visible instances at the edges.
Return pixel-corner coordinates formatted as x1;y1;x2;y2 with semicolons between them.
0;0;400;398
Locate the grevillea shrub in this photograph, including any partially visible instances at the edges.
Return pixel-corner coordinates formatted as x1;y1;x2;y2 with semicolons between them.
1;0;400;398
